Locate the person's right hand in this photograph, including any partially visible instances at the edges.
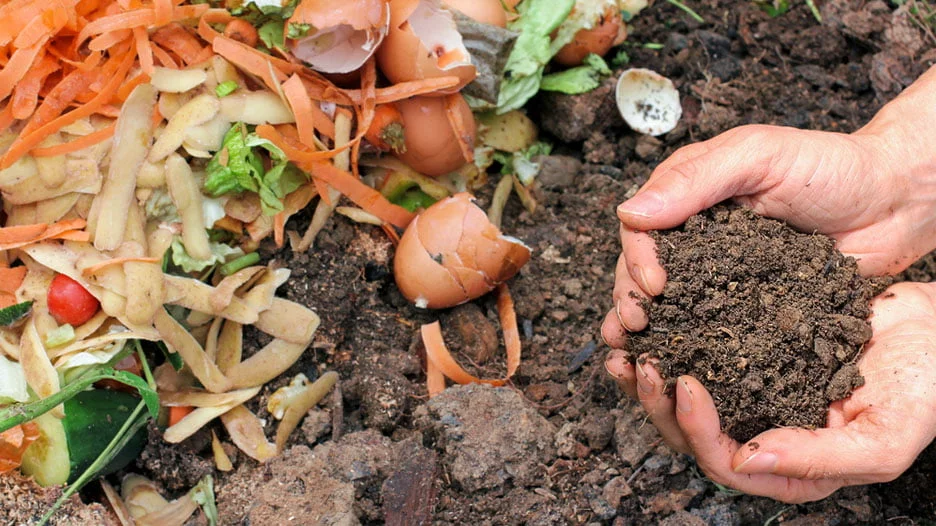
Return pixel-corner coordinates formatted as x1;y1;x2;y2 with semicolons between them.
600;117;936;346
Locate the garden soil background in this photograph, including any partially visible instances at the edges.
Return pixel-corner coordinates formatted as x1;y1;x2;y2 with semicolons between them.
4;0;936;524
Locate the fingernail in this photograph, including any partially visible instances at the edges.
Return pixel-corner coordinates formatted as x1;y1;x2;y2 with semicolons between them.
636;361;654;394
618;192;664;219
615;300;636;332
676;377;693;413
632;264;652;293
604;350;632;379
734;452;778;474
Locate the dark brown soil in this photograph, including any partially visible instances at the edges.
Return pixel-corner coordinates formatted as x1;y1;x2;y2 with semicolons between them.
628;205;881;442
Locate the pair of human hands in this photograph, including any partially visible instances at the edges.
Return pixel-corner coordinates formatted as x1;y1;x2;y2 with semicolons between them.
601;69;936;502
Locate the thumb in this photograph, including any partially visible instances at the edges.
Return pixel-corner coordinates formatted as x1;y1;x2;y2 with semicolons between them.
731;413;917;483
617;126;783;230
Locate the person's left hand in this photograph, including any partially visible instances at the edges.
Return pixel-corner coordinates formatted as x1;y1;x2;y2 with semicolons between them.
605;281;936;503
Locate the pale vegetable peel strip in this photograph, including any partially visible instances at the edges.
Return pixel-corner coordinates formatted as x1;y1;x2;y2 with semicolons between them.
211;430;233;472
154;307;231;393
161;387;261;408
20;316;62;416
252;297;320;345
162;386;259;443
209;266;264;313
220;404;277;462
88;83;157;251
274;371;338;451
164;275;259;325
224;339;309;391
215;320;242;375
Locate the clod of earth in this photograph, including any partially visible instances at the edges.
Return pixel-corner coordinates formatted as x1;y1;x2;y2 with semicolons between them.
628;205;883;442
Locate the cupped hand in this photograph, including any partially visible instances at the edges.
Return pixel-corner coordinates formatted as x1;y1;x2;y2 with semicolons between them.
600;120;936;346
605;281;936;503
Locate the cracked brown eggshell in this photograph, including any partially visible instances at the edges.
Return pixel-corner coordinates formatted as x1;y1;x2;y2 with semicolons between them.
394;93;476;177
376;0;477;94
287;0;390;74
394;193;531;309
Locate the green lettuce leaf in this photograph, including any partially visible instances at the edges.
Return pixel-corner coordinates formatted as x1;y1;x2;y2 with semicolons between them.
204;123;308;215
170;237;244;273
496;0;574;113
493;140;553;185
496;0;620;113
540;53;612;94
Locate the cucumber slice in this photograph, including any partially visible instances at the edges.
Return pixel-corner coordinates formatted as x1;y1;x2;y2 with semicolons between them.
20;389;147;486
20;412;70;487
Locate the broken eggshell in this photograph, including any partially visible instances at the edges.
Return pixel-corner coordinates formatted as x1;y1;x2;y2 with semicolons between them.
376;0;477;94
287;0;390;74
395;93;476;176
615;68;682;136
394;193;531;309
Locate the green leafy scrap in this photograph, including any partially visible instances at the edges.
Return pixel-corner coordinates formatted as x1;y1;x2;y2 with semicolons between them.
204;123;308;215
540;53;612;94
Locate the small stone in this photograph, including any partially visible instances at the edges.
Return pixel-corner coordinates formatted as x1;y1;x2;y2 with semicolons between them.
634;135;663;160
534;155;581;189
301;409;332;444
551;310;570;322
443;303;499;365
602;476;633;508
562;278;583;298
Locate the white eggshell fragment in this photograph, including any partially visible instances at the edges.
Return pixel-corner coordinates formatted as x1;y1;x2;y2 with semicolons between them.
615;68;682;136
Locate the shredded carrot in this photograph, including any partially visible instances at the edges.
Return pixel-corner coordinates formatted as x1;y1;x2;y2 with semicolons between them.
150;43;179;68
0;37;48;102
282;75;320;147
212;36;296;94
273;211;286;249
116;72;150;101
1;50;133;169
421;321;506;387
196;8;231;44
81;256;161;276
380;223;401;247
151;23;204;65
153;0;172;26
0;104;14;134
340;76;463;105
313;178;332;207
445;93;474;164
497;283;521;378
0;267;28;297
88;28;131;51
10;53;58;120
168;406;194;427
0;422;40;474
259;125;415;229
426;359;446;397
133;26;154;75
420;285;522;397
32;121;116;157
0;218;88;251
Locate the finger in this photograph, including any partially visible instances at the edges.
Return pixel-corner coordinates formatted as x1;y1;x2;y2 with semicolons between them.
636;359;690;454
612;253;650;332
675;376;843;502
617;126;783;231
604;349;638;399
621;226;666;297
601;308;627;349
731;411;923;484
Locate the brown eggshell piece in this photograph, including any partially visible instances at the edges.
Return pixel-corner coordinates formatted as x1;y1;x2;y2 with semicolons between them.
376;0;476;94
394;215;468;308
394;94;476;177
554;7;622;67
287;0;390;74
393;193;531;309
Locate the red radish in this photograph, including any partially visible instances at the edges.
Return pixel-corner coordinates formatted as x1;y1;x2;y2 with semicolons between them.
47;274;100;326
